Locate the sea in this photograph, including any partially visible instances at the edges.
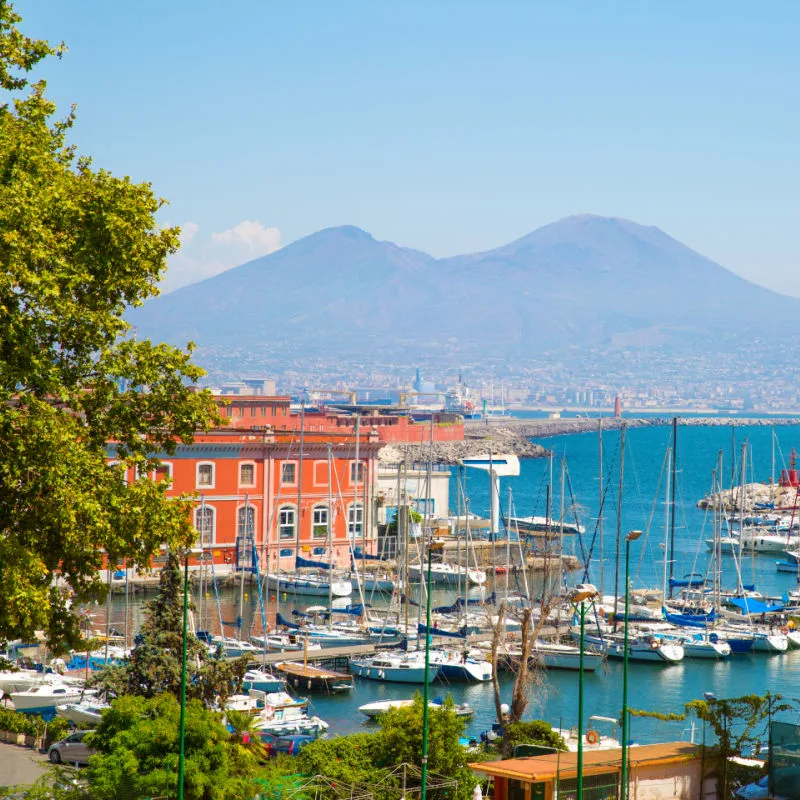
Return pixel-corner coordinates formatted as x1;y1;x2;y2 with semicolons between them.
101;420;800;745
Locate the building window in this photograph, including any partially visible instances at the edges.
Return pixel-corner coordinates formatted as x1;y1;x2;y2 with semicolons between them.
239;462;255;487
350;461;366;483
280;462;297;485
260;406;267;416
312;506;329;538
196;462;214;488
313;547;326;556
237;505;256;539
194;506;215;548
154;462;173;482
250;405;257;417
278;506;296;540
225;405;233;417
279;548;293;558
347;503;364;539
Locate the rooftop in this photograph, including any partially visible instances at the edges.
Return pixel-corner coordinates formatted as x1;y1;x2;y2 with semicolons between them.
470;742;702;782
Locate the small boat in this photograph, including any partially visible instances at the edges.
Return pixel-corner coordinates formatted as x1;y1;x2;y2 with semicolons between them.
505;515;585;537
556;715;621;752
750;630;789;653
241;668;285;693
577;631;684;664
358;698;475;719
428;649;492;683
0;670;53;695
530;641;605;671
248;691;329;737
56;698;110;726
276;661;354;693
349;651;439;684
407;563;487;586
267;573;352;597
249;633;322;653
12;683;83;717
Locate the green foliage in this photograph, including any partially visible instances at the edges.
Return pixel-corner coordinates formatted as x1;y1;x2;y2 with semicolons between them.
90;555;248;705
297;732;384;789
684;692;791;800
0;2;221;648
498;719;567;758
85;694;258;800
7;764;88;800
253;760;311;800
0;706;69;741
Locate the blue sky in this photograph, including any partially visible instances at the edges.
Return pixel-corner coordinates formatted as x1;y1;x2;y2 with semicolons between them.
19;1;799;293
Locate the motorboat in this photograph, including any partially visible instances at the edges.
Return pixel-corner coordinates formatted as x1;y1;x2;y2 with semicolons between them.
349;651;439;684
530;641;605;671
577;631;684;664
56;698;110;726
358;698;474;719
428;649;492;682
267;573;352;597
12;683;83;717
407;563;487;586
241;668;285;693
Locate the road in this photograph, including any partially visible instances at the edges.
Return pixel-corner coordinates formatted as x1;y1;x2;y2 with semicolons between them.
0;742;49;791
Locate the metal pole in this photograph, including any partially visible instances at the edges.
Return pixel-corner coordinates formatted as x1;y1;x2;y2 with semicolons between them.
420;532;434;800
577;600;586;800
668;417;678;598
621;539;632;800
178;552;189;800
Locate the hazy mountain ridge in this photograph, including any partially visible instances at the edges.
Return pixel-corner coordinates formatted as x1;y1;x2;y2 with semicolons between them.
128;215;799;358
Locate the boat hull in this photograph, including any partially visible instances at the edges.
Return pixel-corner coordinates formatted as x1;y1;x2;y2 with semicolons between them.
349;660;437;684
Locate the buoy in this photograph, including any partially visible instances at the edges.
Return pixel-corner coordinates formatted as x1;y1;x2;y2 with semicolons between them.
650;639;659;650
586;729;599;745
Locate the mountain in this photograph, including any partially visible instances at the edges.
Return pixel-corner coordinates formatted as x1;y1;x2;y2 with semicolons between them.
128;215;800;360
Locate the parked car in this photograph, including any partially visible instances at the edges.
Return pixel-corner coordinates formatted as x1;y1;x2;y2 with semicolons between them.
47;730;95;765
257;733;315;757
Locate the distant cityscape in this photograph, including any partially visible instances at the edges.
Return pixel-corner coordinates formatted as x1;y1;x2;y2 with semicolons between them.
202;337;800;414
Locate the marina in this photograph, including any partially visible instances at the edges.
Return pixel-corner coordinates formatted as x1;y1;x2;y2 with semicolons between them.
7;421;800;747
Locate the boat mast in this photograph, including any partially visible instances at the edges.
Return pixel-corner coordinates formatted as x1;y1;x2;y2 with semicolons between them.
612;423;626;631
296;399;306;568
662;448;672;604
327;444;333;627
738;442;746;596
668;417;678;598
598;417;604;594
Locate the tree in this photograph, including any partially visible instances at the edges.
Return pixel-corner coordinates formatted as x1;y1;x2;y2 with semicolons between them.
91;555;248;705
684;692;791;800
0;1;220;647
293;696;477;800
86;694;259;800
498;720;567;758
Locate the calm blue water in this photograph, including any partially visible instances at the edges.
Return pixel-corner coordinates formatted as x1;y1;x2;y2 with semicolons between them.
106;423;800;743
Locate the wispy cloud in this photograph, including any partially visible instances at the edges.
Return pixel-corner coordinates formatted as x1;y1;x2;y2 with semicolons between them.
161;220;282;293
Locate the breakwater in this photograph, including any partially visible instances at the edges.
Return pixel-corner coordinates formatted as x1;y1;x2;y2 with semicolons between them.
380;416;800;464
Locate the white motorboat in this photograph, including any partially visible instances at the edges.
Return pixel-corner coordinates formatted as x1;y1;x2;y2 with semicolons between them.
505;515;585;536
349;651;439;684
751;630;789;653
248;692;328;737
56;698;110;726
0;669;49;695
12;683;83;715
556;715;621;752
530;641;606;671
407;563;487;586
578;631;684;664
241;669;285;693
428;649;492;682
359;698;475;719
267;573;352;597
249;634;322;653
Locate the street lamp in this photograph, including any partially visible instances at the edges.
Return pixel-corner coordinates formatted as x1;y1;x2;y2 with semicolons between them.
569;583;599;800
621;530;643;800
178;547;203;800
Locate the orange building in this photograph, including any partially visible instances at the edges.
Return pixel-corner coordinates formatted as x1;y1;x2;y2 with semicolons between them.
111;426;382;572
